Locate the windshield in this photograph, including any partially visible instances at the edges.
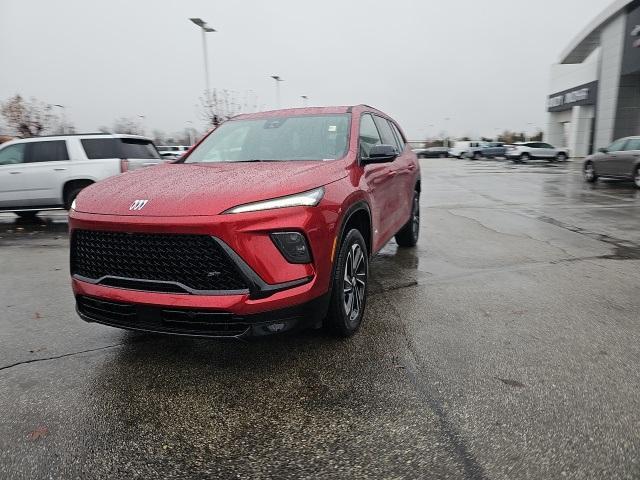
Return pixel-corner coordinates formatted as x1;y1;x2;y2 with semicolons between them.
185;114;350;163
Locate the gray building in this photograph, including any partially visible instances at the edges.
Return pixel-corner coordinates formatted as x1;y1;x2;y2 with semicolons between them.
546;0;640;156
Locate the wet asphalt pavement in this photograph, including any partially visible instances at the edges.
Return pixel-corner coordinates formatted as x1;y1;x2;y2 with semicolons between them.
1;157;639;479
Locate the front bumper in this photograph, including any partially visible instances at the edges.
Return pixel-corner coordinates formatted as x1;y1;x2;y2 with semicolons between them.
69;204;341;332
76;293;330;338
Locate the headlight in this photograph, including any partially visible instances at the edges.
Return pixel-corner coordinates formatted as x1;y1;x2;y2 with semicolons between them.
223;187;324;214
70;199;77;211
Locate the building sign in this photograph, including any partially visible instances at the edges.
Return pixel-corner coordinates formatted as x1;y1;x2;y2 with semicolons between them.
622;3;640;75
547;81;598;112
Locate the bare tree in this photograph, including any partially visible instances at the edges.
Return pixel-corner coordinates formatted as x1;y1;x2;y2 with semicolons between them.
112;117;144;135
199;89;242;128
0;95;56;137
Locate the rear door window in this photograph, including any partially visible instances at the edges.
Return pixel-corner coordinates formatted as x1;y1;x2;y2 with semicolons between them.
81;138;120;159
0;144;26;165
120;139;160;159
624;138;640;150
25;140;69;162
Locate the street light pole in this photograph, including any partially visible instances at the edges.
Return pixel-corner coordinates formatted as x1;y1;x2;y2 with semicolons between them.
271;75;284;109
53;104;66;134
189;18;216;93
301;95;308;107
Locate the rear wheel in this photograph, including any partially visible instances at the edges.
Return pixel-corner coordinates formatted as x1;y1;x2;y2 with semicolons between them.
395;191;420;247
520;153;530;162
473;151;482;160
325;229;369;337
584;161;598;183
556;152;568;162
14;211;39;220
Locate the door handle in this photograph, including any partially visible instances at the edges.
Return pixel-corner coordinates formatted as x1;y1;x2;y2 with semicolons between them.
54;168;67;171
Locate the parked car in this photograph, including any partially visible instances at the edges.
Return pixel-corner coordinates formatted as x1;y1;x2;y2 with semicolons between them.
505;142;569;162
583;136;640;188
449;141;483;159
466;142;507;160
160;151;183;161
0;133;162;219
415;146;449;158
69;105;421;339
157;145;190;153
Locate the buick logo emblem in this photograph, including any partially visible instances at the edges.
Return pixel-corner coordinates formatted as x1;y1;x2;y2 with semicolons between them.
129;199;149;211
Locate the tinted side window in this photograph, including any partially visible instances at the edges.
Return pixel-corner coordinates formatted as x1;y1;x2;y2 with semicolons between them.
373;116;399;150
120;139;160;159
0;144;26;165
25;141;69;163
624;139;640;150
608;138;628;151
540;143;554;148
390;122;406;150
81;138;120;159
359;114;382;157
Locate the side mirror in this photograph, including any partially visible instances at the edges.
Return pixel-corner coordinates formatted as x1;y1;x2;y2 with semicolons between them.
598;147;608;153
362;144;398;164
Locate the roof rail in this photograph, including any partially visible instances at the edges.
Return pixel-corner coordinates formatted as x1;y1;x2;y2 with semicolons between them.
26;132;112;138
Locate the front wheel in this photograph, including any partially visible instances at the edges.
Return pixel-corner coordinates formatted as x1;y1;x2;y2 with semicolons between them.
325;229;369;337
395;191;420;247
473;151;482;160
556;152;568;162
634;166;640;189
584;162;598;183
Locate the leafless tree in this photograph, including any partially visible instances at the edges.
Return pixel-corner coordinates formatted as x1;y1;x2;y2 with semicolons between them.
111;117;145;135
0;95;56;137
199;89;243;128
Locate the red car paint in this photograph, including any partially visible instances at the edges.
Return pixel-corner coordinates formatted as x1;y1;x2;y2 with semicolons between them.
69;105;420;336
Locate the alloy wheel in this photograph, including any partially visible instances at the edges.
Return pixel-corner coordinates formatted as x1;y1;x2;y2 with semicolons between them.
585;163;595;181
343;243;367;324
411;195;420;239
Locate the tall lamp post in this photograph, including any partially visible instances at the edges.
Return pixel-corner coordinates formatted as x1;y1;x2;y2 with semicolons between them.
189;18;216;93
53;104;66;134
301;95;309;107
271;75;284;108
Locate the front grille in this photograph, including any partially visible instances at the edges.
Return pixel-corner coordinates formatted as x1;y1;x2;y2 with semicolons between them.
71;230;248;293
77;296;250;336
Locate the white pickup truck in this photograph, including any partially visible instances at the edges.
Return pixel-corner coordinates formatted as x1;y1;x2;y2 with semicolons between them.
0;133;162;219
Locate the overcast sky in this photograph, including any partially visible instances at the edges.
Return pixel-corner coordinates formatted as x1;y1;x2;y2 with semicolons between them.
0;0;609;139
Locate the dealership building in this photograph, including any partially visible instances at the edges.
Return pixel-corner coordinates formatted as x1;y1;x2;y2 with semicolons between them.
546;0;640;156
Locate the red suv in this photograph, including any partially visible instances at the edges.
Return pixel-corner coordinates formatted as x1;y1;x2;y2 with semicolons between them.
69;105;420;338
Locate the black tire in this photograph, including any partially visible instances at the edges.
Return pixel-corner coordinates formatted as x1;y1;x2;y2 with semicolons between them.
520;153;530;162
395;191;420;247
325;229;369;337
14;211;39;220
64;186;85;211
556;152;568;162
472;151;482;160
458;152;466;159
634;166;640;189
439;153;447;158
584;161;598;183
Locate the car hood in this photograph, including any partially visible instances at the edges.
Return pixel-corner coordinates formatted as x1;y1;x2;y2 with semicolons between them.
75;161;348;216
